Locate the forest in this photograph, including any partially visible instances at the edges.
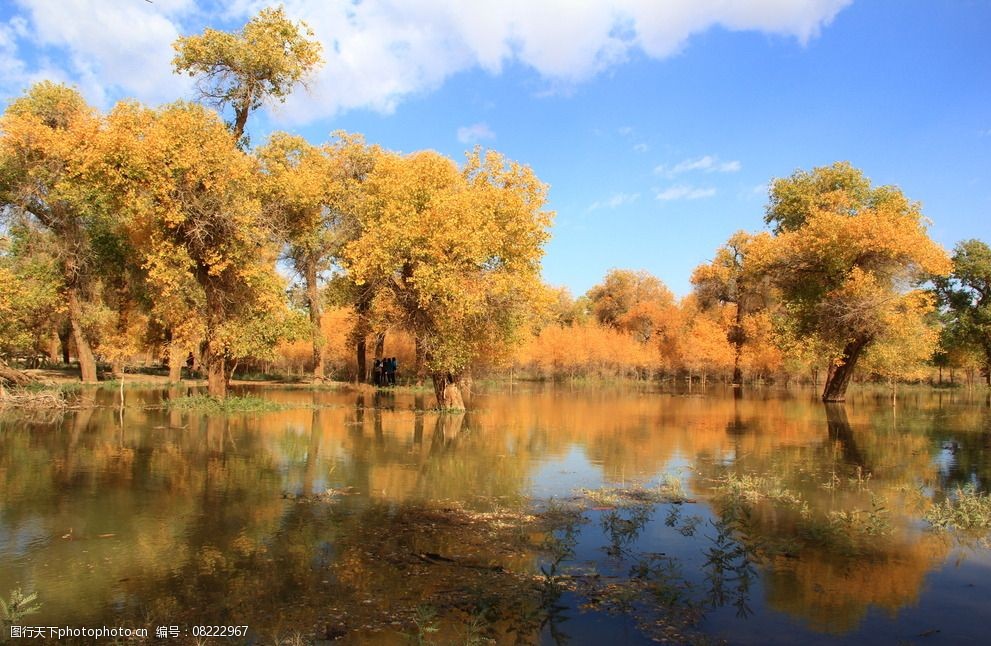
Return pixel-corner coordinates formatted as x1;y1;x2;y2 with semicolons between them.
1;8;989;409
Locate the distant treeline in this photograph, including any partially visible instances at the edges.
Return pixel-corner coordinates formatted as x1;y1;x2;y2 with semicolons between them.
2;9;988;406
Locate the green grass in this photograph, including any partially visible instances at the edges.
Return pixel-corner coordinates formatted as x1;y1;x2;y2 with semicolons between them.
2;588;41;625
925;484;991;533
578;475;691;507
714;473;805;507
166;394;289;413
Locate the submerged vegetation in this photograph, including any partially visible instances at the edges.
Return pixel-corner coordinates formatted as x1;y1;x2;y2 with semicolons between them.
1;588;41;629
925;484;991;536
578;475;691;506
165;394;290;413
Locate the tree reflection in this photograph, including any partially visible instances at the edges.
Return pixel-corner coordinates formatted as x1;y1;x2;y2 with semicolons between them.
0;384;988;642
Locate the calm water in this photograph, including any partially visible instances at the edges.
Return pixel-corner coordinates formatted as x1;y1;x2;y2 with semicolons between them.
1;384;990;644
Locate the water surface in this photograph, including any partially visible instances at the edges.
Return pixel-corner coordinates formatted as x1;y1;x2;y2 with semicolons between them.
1;384;989;644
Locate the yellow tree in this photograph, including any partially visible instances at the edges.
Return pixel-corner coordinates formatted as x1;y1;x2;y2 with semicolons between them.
739;310;783;381
587;269;675;335
0;82;103;381
0;228;63;384
345;148;553;408
691;231;774;384
586;269;680;373
173;6;323;140
760;162;951;401
257;131;376;381
859;291;942;386
104;101;288;398
146;250;206;383
682;310;736;386
543;285;591;327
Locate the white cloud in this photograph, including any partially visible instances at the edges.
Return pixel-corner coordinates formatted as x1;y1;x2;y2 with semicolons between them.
6;0;197;106
1;0;851;122
0;20;27;84
633;143;649;153
456;122;495;144
654;154;742;177
655;185;716;201
588;192;640;211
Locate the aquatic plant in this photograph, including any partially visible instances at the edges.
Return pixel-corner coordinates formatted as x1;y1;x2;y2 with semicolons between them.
579;474;691;507
165;394;289;413
1;588;41;627
407;605;440;645
714;473;804;507
925;484;991;533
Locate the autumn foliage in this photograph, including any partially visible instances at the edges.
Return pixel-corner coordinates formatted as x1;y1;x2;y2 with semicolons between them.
0;9;980;400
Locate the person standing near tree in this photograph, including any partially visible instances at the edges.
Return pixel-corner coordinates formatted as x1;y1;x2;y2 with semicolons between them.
372;358;382;386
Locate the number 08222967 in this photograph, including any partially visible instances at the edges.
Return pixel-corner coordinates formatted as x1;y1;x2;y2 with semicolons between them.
192;626;249;637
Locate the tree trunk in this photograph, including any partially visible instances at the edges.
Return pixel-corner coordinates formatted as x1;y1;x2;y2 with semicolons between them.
730;305;745;385
66;286;98;382
58;322;72;365
207;352;227;399
304;257;325;382
431;372;465;410
414;336;426;386
0;358;36;387
193;342;204;374
48;330;61;364
352;295;372;383
226;360;238;387
822;338;869;402
232;104;249;140
374;331;385;360
168;343;184;383
111;286;130;379
202;281;227;399
356;337;367;384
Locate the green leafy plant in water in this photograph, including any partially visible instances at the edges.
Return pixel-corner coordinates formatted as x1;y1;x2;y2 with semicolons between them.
166;394;289;413
716;473;804;507
2;588;41;628
925;484;991;533
407;605;440;645
865;494;891;536
270;631;308;646
579;474;691;507
462;611;491;646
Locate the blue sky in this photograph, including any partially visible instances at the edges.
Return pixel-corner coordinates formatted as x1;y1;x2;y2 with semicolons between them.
1;0;988;296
